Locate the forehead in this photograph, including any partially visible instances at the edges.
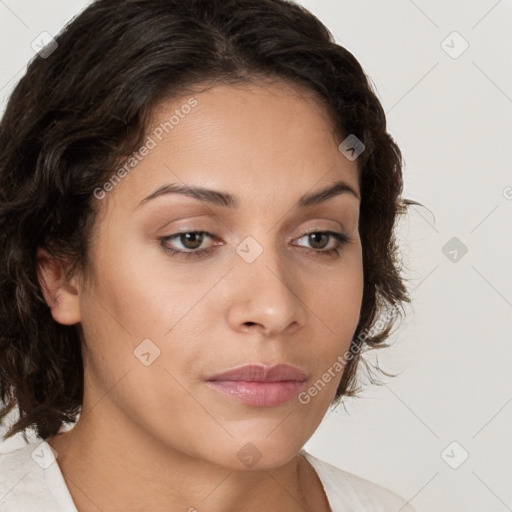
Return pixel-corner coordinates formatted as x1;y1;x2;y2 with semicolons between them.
97;80;359;216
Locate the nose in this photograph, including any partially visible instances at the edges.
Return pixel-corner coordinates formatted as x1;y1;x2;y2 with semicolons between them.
225;242;307;337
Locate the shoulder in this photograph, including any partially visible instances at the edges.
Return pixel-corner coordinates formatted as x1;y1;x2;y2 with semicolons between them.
301;450;418;512
0;437;60;511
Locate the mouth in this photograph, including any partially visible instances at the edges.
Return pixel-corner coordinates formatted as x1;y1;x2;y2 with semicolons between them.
205;363;308;407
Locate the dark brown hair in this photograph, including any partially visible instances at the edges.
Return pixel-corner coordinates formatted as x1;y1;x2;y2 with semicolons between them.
0;0;420;441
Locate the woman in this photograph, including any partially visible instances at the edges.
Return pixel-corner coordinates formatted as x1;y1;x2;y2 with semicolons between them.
0;0;419;510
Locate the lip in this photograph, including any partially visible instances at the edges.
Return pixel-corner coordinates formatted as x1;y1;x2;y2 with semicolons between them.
205;363;308;407
207;363;308;382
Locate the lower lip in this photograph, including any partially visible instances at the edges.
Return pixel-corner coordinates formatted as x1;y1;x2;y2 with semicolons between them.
206;380;306;407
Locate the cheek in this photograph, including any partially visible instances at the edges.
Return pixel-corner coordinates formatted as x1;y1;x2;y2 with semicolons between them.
303;253;364;392
310;250;364;342
77;253;212;449
79;236;220;389
85;231;205;337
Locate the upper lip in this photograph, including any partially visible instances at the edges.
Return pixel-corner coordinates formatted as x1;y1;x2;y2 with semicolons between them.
207;363;308;382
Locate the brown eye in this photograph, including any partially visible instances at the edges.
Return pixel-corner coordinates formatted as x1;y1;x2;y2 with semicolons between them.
295;231;350;254
160;231;217;257
307;232;330;250
178;232;204;250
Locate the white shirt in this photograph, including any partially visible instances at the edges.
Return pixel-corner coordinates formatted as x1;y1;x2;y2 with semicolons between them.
0;433;417;512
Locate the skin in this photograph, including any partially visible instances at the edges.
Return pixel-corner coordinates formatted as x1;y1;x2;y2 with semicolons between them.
37;79;364;512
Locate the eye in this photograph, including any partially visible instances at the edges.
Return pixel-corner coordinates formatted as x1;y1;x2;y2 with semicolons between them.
293;230;351;257
159;229;351;260
160;231;218;259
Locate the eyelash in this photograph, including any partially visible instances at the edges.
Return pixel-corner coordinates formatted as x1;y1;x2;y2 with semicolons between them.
159;230;351;260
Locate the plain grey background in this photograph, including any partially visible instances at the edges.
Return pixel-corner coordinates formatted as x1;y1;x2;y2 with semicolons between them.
1;2;511;511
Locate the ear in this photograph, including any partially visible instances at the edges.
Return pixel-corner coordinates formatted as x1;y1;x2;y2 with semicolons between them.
36;247;82;325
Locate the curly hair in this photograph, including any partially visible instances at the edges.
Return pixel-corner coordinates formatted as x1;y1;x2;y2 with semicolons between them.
0;0;419;442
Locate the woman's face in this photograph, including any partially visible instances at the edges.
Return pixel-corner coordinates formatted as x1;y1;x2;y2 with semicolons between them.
62;80;363;469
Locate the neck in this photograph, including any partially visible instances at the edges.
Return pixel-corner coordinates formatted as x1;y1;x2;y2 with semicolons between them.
47;403;329;512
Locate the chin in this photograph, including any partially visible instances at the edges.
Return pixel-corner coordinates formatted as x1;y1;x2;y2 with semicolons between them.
202;434;306;472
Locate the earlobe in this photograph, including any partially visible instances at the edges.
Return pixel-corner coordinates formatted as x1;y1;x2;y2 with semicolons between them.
36;247;81;325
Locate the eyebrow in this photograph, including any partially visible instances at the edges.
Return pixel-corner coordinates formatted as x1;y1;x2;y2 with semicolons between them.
135;179;360;210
